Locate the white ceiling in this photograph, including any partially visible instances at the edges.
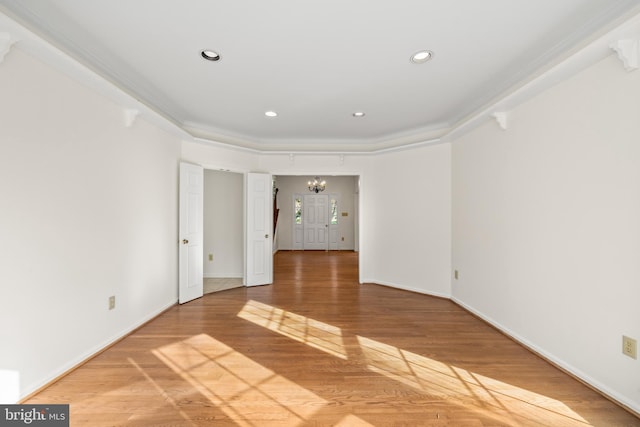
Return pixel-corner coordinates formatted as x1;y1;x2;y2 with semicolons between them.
1;0;639;152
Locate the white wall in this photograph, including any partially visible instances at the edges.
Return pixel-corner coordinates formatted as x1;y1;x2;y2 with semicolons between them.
452;53;640;412
3;5;637;413
259;152;375;282
274;175;357;250
0;48;181;401
367;144;452;297
203;170;243;277
184;147;452;297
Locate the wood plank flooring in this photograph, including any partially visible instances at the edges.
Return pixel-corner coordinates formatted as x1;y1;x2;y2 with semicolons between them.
26;251;640;426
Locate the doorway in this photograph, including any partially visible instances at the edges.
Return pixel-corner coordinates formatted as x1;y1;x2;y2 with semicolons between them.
180;170;362;302
203;169;244;293
273;175;358;252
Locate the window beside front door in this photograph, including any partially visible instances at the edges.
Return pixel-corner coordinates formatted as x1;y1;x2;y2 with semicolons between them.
330;197;338;226
294;197;302;225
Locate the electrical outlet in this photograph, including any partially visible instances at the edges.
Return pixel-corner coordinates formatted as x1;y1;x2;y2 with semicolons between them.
622;336;637;359
109;296;115;311
454;270;459;280
208;253;213;261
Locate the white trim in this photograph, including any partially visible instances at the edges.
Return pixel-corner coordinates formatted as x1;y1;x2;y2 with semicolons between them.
123;108;139;128
610;39;640;70
0;31;17;63
4;8;640;154
491;112;509;130
444;10;640;144
5;2;640;154
357;280;640;414
0;12;190;141
20;299;177;402
452;297;640;415
371;280;452;300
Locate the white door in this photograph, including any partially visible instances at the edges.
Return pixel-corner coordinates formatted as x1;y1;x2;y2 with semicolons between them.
179;163;203;304
303;194;328;250
246;172;273;286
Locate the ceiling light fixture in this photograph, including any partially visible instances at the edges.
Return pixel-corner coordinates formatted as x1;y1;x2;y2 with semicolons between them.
201;49;221;61
411;50;433;64
307;176;326;193
265;111;278;117
352;112;365;117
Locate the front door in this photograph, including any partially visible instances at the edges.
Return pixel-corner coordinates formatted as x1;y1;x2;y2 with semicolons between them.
303;194;328;250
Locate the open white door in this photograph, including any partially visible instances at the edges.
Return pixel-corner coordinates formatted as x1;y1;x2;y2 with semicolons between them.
246;172;273;287
179;162;203;304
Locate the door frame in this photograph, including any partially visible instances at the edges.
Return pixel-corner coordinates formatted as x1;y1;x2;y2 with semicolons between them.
179;163;274;293
180;164;364;287
293;192;340;251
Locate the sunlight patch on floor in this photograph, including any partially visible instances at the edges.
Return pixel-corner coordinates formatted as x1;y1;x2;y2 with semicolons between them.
127;357;196;426
238;300;589;425
152;333;327;426
234;300;594;426
356;336;591;426
238;300;347;360
333;414;376;426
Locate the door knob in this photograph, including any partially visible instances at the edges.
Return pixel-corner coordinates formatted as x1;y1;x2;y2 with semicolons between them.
182;239;189;244
265;234;269;238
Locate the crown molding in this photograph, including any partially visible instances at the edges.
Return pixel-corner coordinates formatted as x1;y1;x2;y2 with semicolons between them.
492;112;509;131
123;108;139;128
0;31;16;63
610;39;640;70
0;11;190;140
3;7;640;155
446;10;640;143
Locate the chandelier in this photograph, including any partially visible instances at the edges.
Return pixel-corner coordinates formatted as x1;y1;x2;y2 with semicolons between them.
307;176;326;193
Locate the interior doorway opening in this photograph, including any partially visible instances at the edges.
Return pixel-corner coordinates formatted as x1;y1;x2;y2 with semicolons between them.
203;169;244;294
181;169;362;299
273;175;359;252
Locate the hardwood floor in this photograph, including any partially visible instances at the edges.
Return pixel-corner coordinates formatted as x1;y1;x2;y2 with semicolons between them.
27;251;639;426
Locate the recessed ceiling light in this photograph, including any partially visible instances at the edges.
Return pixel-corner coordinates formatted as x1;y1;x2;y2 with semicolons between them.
352;112;365;117
265;111;278;117
411;50;433;64
201;49;221;61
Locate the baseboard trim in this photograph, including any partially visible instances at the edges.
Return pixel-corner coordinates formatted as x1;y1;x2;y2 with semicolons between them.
18;284;640;418
360;279;639;417
367;280;451;300
19;299;178;403
451;297;640;418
